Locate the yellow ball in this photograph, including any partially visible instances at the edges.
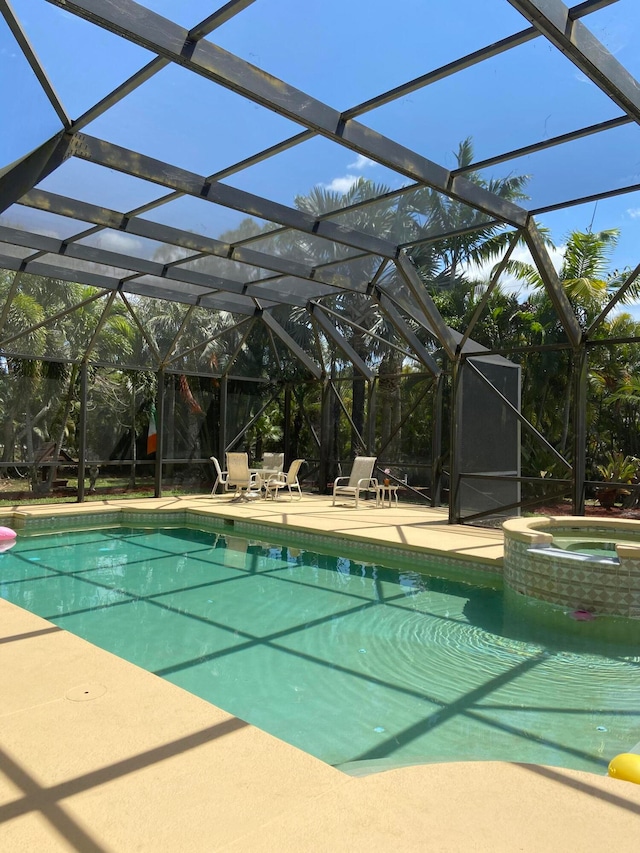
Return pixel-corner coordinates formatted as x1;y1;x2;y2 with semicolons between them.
608;753;640;784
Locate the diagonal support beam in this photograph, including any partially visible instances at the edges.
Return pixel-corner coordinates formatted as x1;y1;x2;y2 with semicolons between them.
0;223;249;296
588;260;640;336
120;292;162;365
458;231;521;350
221;316;256;377
188;0;259;40
394;252;459;360
69;134;399;259
83;286;121;360
373;289;441;378
0;288;107;348
344;0;617;120
0;0;70;127
311;300;422;366
0;132;76;214
309;305;373;381
531;178;640;217
19;189;320;283
0;251;123;292
260;311;322;379
0;221;335;308
328;379;368;453
465;356;572;472
166;317;252;367
72;1;257;132
522;220;582;348
46;0;529;227
508;0;640;123
73;56;169;132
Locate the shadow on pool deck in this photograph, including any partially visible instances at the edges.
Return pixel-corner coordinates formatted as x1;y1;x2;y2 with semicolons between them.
7;492;506;568
2;496;640;851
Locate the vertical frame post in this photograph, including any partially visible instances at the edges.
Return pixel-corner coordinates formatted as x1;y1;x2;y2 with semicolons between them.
129;376;137;488
432;372;444;508
284;384;292;464
219;375;228;463
77;362;88;503
319;379;332;494
367;377;377;455
154;369;165;498
448;356;462;524
572;345;588;515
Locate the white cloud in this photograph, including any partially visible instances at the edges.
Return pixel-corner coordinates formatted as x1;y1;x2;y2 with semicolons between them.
627;208;640;219
322;174;360;193
463;242;566;296
573;71;593;85
348;154;375;170
93;232;143;254
320;154;377;193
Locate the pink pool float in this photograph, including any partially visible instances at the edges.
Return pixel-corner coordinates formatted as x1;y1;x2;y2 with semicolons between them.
569;609;596;621
0;527;17;553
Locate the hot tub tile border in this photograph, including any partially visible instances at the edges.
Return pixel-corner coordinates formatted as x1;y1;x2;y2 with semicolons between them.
504;522;640;618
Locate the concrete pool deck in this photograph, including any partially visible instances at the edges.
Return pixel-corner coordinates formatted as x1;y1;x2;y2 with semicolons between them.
1;494;640;851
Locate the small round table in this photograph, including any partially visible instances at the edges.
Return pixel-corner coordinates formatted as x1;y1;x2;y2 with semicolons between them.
376;483;399;507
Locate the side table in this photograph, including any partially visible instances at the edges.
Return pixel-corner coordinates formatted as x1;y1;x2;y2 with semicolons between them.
377;483;399;507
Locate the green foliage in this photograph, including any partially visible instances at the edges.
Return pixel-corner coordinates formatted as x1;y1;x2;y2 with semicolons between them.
4;142;640;501
596;451;639;485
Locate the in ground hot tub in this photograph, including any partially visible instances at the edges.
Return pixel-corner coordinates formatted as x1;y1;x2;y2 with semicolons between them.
503;516;640;620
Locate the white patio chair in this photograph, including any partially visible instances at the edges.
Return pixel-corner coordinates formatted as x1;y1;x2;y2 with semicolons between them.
210;456;229;495
332;456;378;507
265;458;304;501
225;452;260;501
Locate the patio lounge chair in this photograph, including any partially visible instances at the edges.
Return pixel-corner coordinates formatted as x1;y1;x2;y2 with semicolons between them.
264;458;304;501
209;456;229;495
332;456;378;507
225;452;260;501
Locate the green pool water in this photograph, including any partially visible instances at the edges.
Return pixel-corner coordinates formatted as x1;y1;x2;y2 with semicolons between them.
1;525;639;775
552;529;640;557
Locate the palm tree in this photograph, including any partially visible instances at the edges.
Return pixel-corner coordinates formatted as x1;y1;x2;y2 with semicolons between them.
508;228;620;330
407;137;530;289
294;178;402;457
0;272;137;491
505;228;629;465
292;144;532;467
588;313;640;463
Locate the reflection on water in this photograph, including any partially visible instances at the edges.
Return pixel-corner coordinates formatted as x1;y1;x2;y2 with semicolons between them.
1;525;639;775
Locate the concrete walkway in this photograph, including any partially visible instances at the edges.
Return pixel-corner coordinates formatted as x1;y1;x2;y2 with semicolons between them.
1;495;639;851
7;492;505;568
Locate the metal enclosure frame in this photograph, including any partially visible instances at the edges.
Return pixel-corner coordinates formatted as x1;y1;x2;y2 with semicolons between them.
1;0;639;521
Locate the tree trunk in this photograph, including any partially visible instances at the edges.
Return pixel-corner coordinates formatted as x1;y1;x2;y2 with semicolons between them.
165;376;175;479
378;353;403;461
129;379;137;488
46;365;79;492
559;381;571;455
351;331;368;455
351;375;365;455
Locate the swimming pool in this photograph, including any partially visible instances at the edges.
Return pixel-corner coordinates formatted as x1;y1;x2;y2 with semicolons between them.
1;524;639;775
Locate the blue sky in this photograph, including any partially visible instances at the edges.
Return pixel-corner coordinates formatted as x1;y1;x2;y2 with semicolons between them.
2;0;640;294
